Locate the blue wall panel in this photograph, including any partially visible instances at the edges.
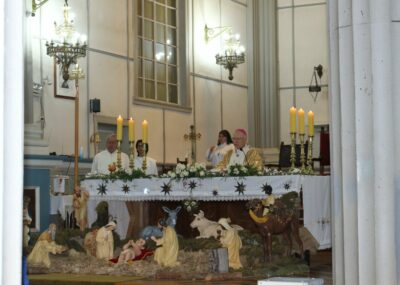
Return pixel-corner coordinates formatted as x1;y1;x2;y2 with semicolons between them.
23;168;50;231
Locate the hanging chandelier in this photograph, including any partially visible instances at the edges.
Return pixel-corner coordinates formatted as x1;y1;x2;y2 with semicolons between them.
205;25;245;81
46;0;87;88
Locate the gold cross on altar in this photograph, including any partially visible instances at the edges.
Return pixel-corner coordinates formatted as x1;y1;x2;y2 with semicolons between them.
183;125;201;164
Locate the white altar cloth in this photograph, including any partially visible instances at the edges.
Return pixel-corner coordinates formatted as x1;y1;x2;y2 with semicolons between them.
81;175;331;249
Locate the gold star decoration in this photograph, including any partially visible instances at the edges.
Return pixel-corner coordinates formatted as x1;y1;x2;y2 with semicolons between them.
235;181;246;195
97;183;108;196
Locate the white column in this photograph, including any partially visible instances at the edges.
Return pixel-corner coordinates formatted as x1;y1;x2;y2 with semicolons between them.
329;0;399;284
369;0;397;281
0;0;24;284
352;0;376;284
392;2;400;283
327;0;344;283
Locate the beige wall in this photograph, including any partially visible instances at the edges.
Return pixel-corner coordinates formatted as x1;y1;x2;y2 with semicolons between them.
277;0;329;144
25;0;330;164
26;0;250;165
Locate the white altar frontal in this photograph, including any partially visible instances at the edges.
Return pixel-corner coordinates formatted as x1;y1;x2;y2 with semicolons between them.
81;175;331;249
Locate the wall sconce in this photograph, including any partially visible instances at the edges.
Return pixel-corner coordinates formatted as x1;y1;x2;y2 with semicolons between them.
46;0;87;87
204;25;245;81
31;0;50;16
309;64;323;102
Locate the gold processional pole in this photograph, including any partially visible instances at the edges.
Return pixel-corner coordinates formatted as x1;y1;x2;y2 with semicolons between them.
71;65;85;188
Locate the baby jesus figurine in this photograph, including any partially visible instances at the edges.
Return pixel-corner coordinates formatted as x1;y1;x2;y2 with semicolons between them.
117;238;146;264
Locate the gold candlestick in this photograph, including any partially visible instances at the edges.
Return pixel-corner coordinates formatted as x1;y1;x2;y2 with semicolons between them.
129;141;135;169
299;134;306;171
142;144;147;173
306;136;314;173
117;140;122;169
290;132;296;169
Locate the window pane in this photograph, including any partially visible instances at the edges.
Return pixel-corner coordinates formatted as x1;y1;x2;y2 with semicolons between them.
137;0;142;15
138;79;143;97
157;83;167;101
156;0;165;3
144;59;154;79
144;0;154;19
166;27;176;45
144;20;154;39
138;38;143;57
145;80;155;99
166;46;176;64
156;63;166;81
138;58;143;77
137;19;143;36
155;23;165;43
143;39;153;58
167;0;176;7
168;84;178;103
168;65;177;83
155;43;165;62
167;8;176;26
156;4;165;23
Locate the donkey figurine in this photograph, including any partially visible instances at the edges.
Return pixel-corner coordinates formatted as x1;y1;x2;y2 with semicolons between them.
139;206;182;240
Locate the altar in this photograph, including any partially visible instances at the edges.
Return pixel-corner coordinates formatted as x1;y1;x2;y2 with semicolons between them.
81;175;331;249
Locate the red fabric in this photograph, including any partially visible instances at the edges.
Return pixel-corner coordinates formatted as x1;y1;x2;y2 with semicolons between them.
109;248;154;264
320;132;330;165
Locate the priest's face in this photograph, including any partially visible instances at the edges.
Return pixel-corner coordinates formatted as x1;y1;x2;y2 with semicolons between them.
232;131;247;149
106;136;118;153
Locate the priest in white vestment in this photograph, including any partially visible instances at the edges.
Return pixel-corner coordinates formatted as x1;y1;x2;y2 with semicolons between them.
134;139;158;176
91;134;129;174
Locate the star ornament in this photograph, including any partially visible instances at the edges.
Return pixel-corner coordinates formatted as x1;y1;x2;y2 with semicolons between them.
284;182;291;190
161;182;172;196
235;181;246;195
122;184;130;194
188;180;197;191
97;183;108;196
262;183;273;195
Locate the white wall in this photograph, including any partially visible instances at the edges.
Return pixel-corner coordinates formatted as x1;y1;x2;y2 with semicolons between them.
26;0;250;166
277;0;329;144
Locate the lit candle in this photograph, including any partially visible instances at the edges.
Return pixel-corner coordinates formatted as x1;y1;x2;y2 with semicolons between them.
290;107;297;133
298;108;305;134
308;110;314;136
116;115;123;140
128;117;135;142
142;120;148;143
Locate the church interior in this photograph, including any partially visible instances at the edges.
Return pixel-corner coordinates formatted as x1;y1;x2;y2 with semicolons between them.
1;0;400;284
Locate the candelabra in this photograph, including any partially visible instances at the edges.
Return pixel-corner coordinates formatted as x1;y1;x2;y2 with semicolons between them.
306;136;314;173
129;141;135;169
299;134;306;171
290;132;296;169
116;140;122;169
142;144;147;173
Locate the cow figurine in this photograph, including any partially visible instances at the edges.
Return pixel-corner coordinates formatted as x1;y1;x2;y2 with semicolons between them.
190;210;243;239
139;206;182;240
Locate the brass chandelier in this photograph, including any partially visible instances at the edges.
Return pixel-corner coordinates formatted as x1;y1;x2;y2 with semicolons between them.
46;0;87;87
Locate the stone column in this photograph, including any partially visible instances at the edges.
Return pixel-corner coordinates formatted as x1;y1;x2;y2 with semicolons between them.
1;0;24;284
328;0;398;284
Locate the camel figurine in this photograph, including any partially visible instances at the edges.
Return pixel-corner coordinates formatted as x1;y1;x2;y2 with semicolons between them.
246;197;303;262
